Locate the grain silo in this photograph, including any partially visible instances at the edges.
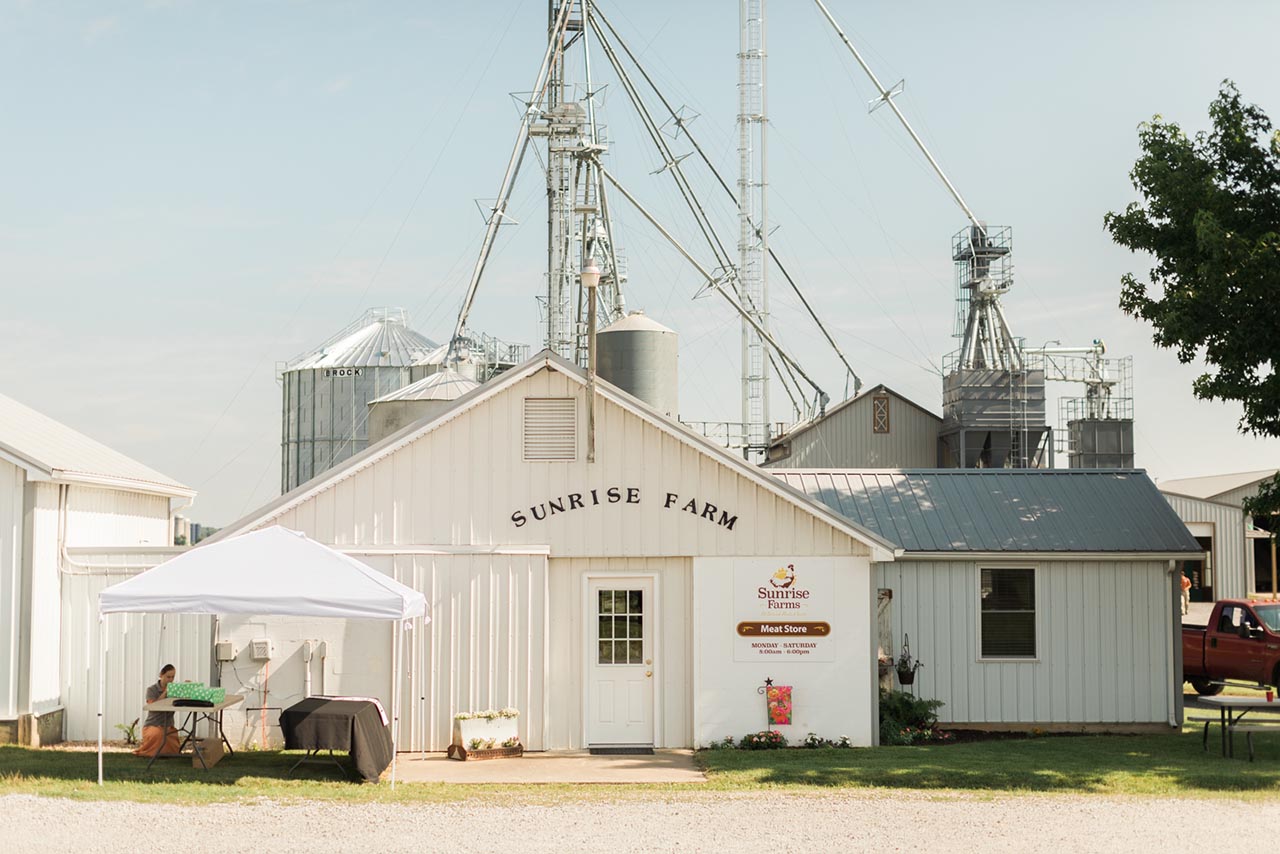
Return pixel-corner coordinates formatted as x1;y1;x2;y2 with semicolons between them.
596;311;678;418
280;308;436;491
366;369;480;444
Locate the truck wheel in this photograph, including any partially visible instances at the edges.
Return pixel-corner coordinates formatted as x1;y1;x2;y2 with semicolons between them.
1190;678;1223;696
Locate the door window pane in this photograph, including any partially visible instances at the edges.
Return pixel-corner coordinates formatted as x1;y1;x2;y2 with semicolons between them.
596;588;644;665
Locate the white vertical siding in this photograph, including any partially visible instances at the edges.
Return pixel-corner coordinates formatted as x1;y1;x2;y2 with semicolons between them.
878;559;1175;725
266;368;870;560
546;557;690;750
766;391;940;469
390;552;548;752
1211;482;1266;509
60;567;213;741
0;460;24;719
28;483;62;715
216;552;547;753
63;487;171;548
1163;493;1247;599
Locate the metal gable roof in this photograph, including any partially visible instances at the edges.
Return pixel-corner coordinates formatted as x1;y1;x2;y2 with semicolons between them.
773;469;1203;554
0;391;194;497
1158;469;1279;502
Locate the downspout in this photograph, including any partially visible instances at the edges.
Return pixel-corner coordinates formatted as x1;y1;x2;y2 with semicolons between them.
1166;560;1181;727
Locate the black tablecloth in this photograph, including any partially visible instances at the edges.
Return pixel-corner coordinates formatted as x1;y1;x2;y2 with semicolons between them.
280;698;392;782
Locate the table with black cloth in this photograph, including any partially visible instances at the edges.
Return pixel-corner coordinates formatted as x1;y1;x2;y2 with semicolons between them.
280;697;393;783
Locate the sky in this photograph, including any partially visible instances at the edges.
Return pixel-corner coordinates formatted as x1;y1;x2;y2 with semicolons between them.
1;0;1278;526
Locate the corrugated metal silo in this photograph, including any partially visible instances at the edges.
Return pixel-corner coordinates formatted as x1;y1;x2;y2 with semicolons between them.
281;308;436;491
366;369;480;444
596;311;678;418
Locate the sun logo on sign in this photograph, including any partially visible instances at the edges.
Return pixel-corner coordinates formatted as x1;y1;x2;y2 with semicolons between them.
769;563;796;589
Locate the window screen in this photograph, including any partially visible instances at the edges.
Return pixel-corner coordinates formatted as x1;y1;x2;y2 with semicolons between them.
872;396;890;433
523;398;577;461
980;568;1035;658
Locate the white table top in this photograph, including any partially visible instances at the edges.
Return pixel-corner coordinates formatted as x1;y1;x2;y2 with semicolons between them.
1198;695;1280;709
149;694;245;714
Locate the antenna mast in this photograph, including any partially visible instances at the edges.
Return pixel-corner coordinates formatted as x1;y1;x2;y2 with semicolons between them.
738;0;770;454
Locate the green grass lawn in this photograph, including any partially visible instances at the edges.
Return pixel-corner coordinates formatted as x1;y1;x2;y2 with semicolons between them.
3;719;1280;804
700;726;1280;797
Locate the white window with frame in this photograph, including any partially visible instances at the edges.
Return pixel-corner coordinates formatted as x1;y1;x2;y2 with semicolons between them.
978;567;1036;659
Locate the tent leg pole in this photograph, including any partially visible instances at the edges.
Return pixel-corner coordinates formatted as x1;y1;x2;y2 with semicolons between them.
97;613;105;786
391;620;402;789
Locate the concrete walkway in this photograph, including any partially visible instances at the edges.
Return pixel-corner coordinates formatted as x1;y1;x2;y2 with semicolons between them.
392;749;705;784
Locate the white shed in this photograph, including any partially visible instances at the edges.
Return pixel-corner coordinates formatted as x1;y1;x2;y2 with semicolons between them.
0;391;196;744
201;352;895;751
775;469;1204;731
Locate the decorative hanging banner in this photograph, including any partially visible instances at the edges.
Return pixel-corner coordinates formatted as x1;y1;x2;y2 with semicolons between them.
766;685;792;726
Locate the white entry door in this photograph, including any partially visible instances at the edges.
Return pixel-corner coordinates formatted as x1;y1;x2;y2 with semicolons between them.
587;579;655;745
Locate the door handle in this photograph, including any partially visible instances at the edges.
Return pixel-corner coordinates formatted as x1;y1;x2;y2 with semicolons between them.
645;671;653;678
645;659;652;665
1210;638;1218;648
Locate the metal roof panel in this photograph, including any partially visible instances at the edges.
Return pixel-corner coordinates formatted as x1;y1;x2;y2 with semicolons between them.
774;469;1203;554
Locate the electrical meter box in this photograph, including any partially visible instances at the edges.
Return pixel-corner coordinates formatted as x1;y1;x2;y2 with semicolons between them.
249;639;272;661
214;642;235;662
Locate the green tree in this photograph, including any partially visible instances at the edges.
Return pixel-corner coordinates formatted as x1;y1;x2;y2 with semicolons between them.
1105;82;1280;516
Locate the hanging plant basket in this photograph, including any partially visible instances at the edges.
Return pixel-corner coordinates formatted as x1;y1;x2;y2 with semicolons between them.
894;633;923;687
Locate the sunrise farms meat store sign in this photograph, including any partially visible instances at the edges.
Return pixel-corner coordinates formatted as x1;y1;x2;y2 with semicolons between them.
206;352;895;752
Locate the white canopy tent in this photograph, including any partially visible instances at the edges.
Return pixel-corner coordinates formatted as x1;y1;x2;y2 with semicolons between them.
95;526;428;786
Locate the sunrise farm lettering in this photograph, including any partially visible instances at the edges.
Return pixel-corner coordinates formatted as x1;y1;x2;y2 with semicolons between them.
510;487;737;531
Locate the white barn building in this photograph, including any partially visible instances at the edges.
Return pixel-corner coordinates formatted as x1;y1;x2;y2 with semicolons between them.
0;391;195;744
776;469;1203;731
1160;469;1280;601
205;352;894;750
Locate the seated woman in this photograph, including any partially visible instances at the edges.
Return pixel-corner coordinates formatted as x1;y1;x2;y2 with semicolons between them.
133;664;182;757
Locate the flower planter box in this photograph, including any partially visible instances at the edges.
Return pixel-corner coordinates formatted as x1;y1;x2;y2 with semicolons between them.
448;714;521;761
446;744;524;761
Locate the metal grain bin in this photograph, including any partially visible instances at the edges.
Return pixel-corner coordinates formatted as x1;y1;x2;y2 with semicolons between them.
366;369;480;444
281;308;436;491
596;311;678;418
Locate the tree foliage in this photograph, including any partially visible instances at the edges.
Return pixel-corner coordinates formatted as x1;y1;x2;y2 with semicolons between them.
1105;82;1280;516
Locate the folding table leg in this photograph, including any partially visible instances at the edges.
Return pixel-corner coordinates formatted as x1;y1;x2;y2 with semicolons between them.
216;711;235;756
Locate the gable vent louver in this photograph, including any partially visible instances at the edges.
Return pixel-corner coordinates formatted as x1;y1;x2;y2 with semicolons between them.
523;398;577;461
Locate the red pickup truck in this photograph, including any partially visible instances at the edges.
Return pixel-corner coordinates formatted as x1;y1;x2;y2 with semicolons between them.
1184;599;1280;695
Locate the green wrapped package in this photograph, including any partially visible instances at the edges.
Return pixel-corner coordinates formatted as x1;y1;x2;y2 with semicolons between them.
168;682;205;700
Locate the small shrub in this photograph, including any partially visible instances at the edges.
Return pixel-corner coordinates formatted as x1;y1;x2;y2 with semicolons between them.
501;736;521;749
879;689;948;746
740;730;787;750
802;732;831;749
468;738;485;750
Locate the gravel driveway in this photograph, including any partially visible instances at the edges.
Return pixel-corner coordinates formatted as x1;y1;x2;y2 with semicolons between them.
5;790;1274;853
